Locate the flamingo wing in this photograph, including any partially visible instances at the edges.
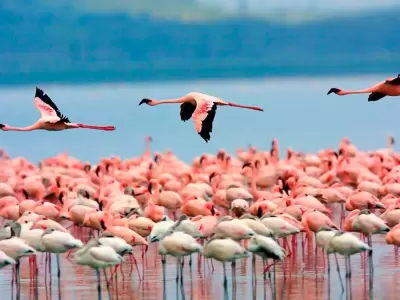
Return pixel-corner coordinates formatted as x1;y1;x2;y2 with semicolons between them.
368;92;386;102
34;87;71;123
385;74;400;85
180;102;196;122
192;100;217;143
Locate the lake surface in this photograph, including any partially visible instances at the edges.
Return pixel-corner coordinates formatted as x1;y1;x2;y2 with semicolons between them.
1;75;400;299
0;211;399;300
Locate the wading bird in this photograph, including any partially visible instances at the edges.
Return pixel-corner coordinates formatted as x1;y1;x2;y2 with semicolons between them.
0;87;116;132
327;74;400;101
139;92;263;142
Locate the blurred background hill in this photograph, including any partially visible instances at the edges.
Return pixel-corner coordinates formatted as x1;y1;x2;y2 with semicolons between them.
1;0;399;85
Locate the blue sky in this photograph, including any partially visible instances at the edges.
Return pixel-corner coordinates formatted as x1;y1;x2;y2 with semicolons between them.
198;0;400;13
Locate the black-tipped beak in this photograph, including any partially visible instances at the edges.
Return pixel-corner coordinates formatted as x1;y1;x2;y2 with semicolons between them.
327;88;340;95
148;182;152;194
242;162;251;169
139;98;151;105
0;124;4;129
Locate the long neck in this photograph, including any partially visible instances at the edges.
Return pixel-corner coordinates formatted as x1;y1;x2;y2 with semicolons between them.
5;124;38;131
154;95;191;105
340;87;375;95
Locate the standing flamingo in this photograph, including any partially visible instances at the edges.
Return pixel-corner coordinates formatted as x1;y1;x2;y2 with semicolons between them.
139;92;263;142
325;231;371;290
327;74;400;101
202;234;249;287
0;87;116;132
74;239;123;300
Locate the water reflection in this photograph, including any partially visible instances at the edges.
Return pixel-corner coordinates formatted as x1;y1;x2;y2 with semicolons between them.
2;231;400;299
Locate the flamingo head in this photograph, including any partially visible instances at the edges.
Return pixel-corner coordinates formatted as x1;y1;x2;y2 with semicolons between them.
154;153;161;164
209;172;220;183
327;88;344;95
0;124;10;131
139;98;157;106
204;202;216;215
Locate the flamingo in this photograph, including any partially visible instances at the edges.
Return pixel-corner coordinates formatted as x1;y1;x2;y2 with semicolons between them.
325;231;371;289
74;239;123;299
0;87;116;132
41;228;84;280
247;234;286;279
158;227;202;282
327;74;400;101
139;92;263;142
202;234;249;287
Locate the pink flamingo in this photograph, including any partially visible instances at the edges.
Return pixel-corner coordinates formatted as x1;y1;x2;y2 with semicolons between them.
139;92;263;142
327;74;400;101
0;87;116;132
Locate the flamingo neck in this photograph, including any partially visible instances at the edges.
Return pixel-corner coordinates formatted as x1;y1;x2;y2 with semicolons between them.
3;124;38;131
339;88;375;95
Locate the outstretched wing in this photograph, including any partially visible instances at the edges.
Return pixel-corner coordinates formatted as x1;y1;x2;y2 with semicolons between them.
385;74;400;85
193;100;217;143
33;87;71;123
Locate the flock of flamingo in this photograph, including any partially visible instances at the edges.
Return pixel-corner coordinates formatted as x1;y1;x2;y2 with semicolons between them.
0;75;400;299
0;134;400;298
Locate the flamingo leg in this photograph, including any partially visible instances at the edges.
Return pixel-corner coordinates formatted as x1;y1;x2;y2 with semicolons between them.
334;254;344;291
96;269;102;300
75;123;115;131
227;102;264;111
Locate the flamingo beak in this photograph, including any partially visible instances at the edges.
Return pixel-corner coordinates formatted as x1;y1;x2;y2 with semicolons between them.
139;99;151;105
0;124;4;129
327;88;341;95
242;162;251;169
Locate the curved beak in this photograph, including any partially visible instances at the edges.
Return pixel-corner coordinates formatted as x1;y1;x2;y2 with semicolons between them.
139;99;151;105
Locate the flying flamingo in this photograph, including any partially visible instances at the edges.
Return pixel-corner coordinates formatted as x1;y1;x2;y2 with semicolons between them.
138;92;264;142
0;87;116;132
327;74;400;101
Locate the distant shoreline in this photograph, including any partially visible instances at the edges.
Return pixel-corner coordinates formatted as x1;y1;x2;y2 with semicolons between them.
0;62;397;86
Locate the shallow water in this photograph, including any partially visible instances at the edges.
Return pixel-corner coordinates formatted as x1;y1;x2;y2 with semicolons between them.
1;207;399;300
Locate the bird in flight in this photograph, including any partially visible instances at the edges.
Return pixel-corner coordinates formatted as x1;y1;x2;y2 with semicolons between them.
0;87;116;132
139;92;263;142
327;74;400;101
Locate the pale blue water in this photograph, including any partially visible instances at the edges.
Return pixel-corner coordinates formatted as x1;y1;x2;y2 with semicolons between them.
1;75;400;300
0;75;399;163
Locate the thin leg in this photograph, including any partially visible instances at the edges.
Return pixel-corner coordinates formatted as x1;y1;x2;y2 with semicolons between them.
74;123;116;131
334;254;344;291
227;102;264;111
223;262;227;288
96;269;102;300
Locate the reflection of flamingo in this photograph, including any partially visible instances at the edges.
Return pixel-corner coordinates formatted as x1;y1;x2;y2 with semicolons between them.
0;87;116;132
139;92;263;142
327;74;400;101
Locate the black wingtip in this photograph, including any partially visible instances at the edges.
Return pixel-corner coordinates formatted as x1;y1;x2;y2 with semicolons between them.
327;88;340;95
35;86;44;98
0;124;4;129
139;98;151;106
